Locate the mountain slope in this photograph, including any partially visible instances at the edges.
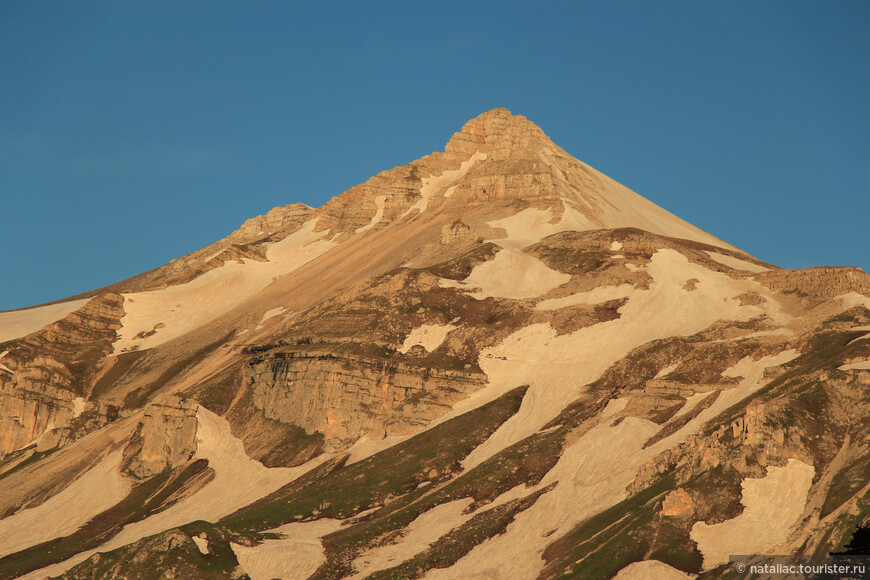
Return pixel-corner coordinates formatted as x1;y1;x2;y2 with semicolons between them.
0;109;868;580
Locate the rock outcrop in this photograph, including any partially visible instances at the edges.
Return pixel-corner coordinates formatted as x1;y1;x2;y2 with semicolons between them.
127;396;198;478
440;220;474;245
0;293;125;396
0;293;126;457
245;349;487;448
756;267;870;299
0;359;85;455
229;202;316;243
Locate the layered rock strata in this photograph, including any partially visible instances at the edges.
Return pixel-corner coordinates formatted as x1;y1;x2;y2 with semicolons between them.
245;350;487;448
755;267;870;299
0;364;84;455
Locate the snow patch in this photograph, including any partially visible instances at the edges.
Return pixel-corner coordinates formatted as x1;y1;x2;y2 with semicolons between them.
460;249;571;300
455;249;786;472
192;535;209;554
72;397;86;418
346;433;412;464
115;220;336;353
399;323;457;354
87;407;331;560
424;347;797;579
848;325;870;345
0;299;89;343
673;392;709;419
350;499;475;578
356;195;387;233
0;451;131;558
535;284;634;311
18;409;335;579
691;459;815;569
840;360;870;371
614;560;695;580
654;363;680;379
666;350;798;440
232;519;341;580
203;248;227;263
485;205;595;251
426;400;662;580
837;292;870;310
258;307;287;325
400;152;487;218
704;251;770;273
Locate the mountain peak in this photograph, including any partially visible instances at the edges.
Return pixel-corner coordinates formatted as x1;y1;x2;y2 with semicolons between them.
445;108;551;158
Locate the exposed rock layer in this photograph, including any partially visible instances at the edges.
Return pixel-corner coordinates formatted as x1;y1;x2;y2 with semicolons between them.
245;349;487;448
127;396;199;478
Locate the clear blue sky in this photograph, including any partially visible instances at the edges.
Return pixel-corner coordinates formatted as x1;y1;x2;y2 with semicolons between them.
1;1;868;310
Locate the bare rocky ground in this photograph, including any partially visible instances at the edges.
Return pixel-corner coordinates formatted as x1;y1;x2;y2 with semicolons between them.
0;109;868;579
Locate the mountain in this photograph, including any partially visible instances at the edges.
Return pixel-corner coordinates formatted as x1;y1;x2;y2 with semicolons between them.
1;108;869;580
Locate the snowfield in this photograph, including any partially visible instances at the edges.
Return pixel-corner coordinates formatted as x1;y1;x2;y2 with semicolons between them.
691;459;815;569
0;299;89;343
114;220;337;353
0;451;130;559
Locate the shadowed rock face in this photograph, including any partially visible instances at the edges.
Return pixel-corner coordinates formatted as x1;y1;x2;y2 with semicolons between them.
1;109;870;580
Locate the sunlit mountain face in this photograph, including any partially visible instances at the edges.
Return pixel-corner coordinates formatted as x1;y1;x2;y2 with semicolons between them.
1;109;869;580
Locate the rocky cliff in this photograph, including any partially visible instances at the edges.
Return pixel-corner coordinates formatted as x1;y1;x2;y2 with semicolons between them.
245;348;487;448
756;266;870;299
126;396;199;479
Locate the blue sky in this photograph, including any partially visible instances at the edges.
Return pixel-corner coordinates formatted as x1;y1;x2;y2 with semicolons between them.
1;1;868;310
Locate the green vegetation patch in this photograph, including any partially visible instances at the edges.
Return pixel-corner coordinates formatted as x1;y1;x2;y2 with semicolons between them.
0;460;214;580
311;424;566;578
538;475;702;580
58;520;242;580
220;386;528;532
363;486;554;580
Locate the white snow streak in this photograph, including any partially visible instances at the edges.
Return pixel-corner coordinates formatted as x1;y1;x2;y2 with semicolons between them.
115;220;336;353
705;251;770;273
0;452;131;558
356;195;387;233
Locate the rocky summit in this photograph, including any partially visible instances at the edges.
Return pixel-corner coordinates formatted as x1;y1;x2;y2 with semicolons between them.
1;109;869;580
